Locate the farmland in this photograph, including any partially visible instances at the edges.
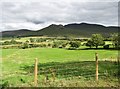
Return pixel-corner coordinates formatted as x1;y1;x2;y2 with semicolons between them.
0;34;119;87
0;0;119;88
1;47;119;87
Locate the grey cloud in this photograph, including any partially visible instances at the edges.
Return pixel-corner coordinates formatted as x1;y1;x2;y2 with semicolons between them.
64;2;118;25
0;0;119;31
26;18;45;24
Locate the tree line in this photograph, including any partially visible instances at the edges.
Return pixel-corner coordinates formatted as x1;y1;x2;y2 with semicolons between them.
1;33;119;49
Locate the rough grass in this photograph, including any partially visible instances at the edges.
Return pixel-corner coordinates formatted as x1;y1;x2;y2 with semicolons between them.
1;48;119;87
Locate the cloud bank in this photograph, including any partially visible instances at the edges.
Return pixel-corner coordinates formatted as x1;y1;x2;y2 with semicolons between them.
0;0;119;31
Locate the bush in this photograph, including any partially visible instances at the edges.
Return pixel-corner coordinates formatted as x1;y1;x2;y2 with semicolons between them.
61;43;68;48
10;39;17;44
2;81;9;88
30;44;47;48
52;44;58;48
29;38;35;43
48;43;52;47
21;43;29;49
52;41;62;48
3;41;10;45
69;41;81;48
3;40;22;45
103;45;109;49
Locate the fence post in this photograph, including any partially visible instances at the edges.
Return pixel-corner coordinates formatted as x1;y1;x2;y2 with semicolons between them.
34;58;38;86
95;53;98;81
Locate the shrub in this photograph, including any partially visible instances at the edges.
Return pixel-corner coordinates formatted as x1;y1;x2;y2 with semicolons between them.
10;39;17;44
3;41;10;45
103;45;109;49
2;81;9;88
21;42;29;49
48;43;52;47
3;40;22;45
69;41;81;48
52;44;58;48
52;41;61;48
61;43;68;48
29;38;35;43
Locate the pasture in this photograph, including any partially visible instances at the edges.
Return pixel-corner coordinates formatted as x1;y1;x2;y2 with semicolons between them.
1;48;119;87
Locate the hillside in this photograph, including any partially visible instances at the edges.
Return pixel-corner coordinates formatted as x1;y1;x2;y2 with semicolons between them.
1;23;119;37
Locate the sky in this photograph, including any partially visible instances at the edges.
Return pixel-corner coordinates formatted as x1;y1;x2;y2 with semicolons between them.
0;0;119;31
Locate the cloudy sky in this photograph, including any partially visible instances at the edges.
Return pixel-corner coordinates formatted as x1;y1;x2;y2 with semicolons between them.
0;0;119;31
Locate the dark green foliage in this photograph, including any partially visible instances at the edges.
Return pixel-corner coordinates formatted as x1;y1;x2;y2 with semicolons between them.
90;34;105;48
52;41;67;48
36;38;46;42
52;44;58;48
61;43;68;48
103;37;112;41
21;42;29;49
86;40;93;48
40;44;46;47
26;43;47;48
2;39;22;45
25;40;29;43
2;81;9;89
69;41;81;48
3;41;10;45
48;43;52;47
74;38;88;42
10;39;17;44
103;45;110;49
111;33;120;49
29;38;35;43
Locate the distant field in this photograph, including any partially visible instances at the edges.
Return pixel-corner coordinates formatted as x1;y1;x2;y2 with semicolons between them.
0;36;89;42
1;48;119;87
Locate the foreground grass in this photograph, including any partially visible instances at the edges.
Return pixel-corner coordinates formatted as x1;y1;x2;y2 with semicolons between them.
1;48;119;87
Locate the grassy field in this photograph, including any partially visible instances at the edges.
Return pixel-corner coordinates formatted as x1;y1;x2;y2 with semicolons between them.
1;48;119;87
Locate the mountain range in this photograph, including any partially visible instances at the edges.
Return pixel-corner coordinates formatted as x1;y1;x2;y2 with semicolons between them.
1;23;119;37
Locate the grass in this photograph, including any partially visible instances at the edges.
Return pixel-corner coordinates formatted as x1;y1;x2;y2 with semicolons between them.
1;47;119;87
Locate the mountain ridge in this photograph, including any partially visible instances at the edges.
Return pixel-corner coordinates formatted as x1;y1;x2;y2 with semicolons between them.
1;23;119;37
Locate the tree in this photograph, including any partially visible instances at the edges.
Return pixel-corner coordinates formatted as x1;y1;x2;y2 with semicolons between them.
111;33;119;49
86;40;93;48
69;41;81;48
91;34;105;48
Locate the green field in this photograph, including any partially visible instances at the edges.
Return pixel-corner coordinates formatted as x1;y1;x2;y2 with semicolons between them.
1;48;119;87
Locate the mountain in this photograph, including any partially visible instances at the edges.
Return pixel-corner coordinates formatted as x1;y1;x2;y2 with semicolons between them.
1;23;119;37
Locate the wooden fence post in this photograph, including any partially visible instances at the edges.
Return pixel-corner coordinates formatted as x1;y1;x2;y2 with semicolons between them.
95;53;98;81
34;58;38;86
